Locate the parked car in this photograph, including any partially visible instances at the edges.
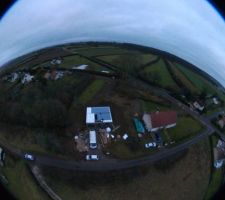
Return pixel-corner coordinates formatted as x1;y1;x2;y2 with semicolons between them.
145;142;157;148
86;154;99;160
24;153;35;161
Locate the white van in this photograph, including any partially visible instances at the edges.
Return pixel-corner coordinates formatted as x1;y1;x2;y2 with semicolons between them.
89;130;97;149
86;155;99;160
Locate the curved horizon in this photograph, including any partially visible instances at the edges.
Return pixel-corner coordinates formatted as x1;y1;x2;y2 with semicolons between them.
0;0;225;86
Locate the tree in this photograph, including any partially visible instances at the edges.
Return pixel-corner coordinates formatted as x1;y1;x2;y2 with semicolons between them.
31;99;68;128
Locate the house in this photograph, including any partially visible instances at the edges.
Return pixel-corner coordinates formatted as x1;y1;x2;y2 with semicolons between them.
55;71;64;80
214;139;225;169
10;72;19;82
213;97;219;105
50;70;64;80
142;111;177;132
50;58;62;65
21;73;34;84
218;118;225;129
43;70;64;80
217;116;225;129
193;101;204;111
86;106;113;125
44;71;51;80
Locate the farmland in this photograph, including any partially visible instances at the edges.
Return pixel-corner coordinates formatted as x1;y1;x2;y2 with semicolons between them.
174;62;225;101
66;45;140;57
142;59;180;91
97;53;158;66
168;61;199;94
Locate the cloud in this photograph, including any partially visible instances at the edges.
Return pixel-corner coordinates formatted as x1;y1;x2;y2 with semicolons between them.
0;0;225;85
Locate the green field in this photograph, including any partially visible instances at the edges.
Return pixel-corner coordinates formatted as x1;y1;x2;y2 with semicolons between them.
174;62;225;101
143;59;180;91
0;156;49;200
167;115;204;142
78;79;105;104
169;62;199;94
98;54;157;66
68;46;140;57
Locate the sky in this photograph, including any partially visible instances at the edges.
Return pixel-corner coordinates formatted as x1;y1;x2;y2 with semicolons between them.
0;0;225;85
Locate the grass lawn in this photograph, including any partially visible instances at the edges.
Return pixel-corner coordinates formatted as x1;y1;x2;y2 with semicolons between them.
107;142;143;160
0;156;50;200
78;79;105;104
167;115;204;142
143;59;180;91
174;62;225;101
141;100;172;112
105;140;156;160
97;54;157;66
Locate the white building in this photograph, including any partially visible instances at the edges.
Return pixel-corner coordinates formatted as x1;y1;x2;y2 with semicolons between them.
86;106;113;124
213;97;219;105
21;73;34;84
55;71;64;80
50;58;62;65
10;72;19;82
193;101;204;111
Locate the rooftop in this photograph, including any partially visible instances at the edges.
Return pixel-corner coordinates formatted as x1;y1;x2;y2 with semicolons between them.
86;106;113;124
150;111;177;128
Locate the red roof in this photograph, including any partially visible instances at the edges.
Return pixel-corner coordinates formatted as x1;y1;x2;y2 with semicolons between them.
150;111;177;128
